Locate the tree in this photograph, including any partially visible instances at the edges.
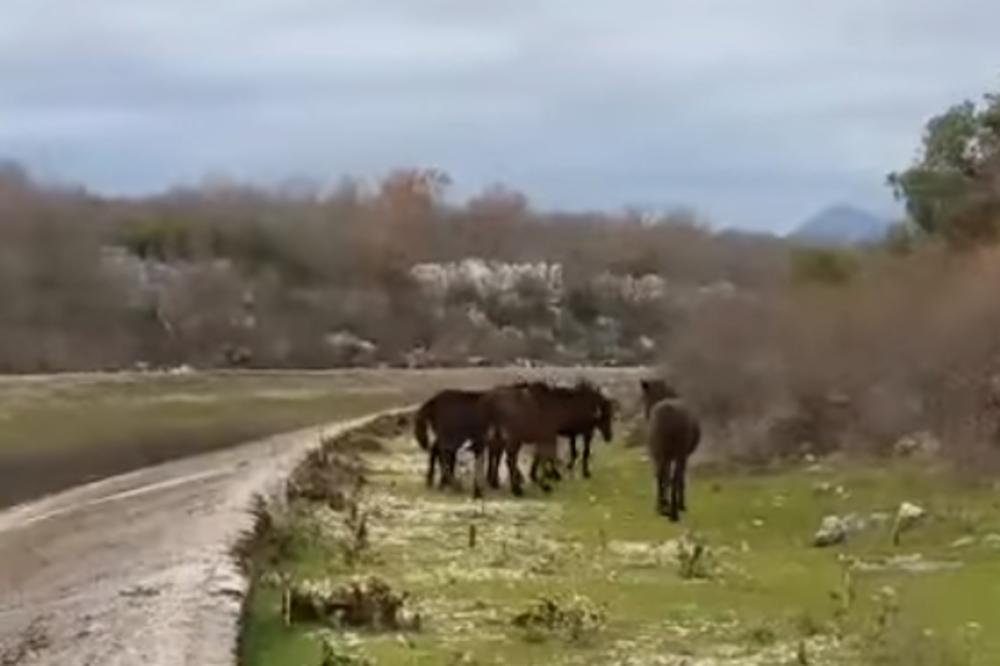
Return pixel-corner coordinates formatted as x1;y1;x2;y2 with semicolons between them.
889;93;1000;245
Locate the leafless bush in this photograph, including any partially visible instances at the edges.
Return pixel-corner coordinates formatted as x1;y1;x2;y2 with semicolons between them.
0;164;793;370
664;245;1000;467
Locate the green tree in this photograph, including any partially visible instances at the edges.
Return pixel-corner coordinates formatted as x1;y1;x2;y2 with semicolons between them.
888;93;1000;244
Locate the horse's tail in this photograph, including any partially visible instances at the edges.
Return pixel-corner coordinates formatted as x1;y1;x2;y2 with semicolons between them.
414;399;434;450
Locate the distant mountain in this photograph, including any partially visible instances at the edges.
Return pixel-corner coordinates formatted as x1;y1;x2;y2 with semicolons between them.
789;205;892;246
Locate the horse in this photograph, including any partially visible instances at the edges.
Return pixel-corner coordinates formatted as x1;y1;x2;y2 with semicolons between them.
475;382;568;498
640;379;700;522
413;389;488;489
527;380;615;480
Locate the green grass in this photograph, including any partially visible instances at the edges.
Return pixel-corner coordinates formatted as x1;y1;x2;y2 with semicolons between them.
0;371;413;506
242;433;1000;666
0;367;640;508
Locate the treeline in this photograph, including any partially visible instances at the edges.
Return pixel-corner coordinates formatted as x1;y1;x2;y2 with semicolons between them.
0;163;790;372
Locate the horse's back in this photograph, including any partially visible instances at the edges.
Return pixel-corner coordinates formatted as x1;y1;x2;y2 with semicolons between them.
426;389;488;434
648;398;700;462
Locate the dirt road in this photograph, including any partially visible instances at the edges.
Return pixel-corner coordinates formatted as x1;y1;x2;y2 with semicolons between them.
0;411;405;666
0;367;645;665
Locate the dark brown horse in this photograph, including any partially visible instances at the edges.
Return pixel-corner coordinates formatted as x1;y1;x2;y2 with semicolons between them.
475;382;571;498
641;379;699;522
528;380;615;480
414;389;487;488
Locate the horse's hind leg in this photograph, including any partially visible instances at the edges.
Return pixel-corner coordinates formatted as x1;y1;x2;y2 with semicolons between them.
567;435;578;471
506;443;525;497
668;457;684;522
438;441;457;489
675;455;689;513
533;440;555;493
582;431;594;479
656;459;672;517
472;443;487;499
426;442;439;488
487;438;502;489
546;449;562;482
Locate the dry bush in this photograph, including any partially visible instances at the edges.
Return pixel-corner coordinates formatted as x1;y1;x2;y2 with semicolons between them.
0;164;790;370
664;244;1000;466
287;576;417;631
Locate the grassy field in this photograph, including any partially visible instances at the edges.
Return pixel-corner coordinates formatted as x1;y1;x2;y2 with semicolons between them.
0;370;414;507
242;422;1000;666
0;368;640;509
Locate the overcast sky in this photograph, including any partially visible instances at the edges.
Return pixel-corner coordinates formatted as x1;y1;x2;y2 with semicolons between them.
2;1;999;232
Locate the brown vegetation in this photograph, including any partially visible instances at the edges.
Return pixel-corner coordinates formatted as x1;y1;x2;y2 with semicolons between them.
0;163;785;372
664;243;1000;468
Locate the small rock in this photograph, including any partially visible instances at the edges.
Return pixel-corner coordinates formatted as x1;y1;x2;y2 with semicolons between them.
951;536;976;549
892;432;941;458
982;534;1000;548
892;501;927;545
813;482;834;495
751;518;765;528
814;515;848;547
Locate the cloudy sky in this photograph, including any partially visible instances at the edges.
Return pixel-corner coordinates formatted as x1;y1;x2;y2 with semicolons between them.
2;1;999;231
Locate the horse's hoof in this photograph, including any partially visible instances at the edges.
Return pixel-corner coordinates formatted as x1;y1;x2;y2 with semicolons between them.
583;470;592;479
540;484;553;494
669;514;680;523
473;487;483;500
511;486;524;498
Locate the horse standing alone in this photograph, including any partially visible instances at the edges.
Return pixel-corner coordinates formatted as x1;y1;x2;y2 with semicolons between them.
641;379;700;522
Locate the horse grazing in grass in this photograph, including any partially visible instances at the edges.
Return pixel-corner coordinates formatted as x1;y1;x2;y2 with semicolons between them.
413;389;487;488
474;382;571;498
528;380;615;480
640;379;699;522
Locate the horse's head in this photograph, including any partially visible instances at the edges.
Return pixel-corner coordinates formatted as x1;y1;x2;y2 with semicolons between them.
640;378;679;418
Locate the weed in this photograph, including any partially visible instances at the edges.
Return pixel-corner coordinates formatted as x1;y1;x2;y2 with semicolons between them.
342;486;370;567
512;594;606;644
745;623;778;646
288;576;418;631
317;632;373;666
676;531;714;580
795;612;827;638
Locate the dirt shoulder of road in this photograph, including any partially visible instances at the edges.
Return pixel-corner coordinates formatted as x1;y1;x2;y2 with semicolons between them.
0;408;413;666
